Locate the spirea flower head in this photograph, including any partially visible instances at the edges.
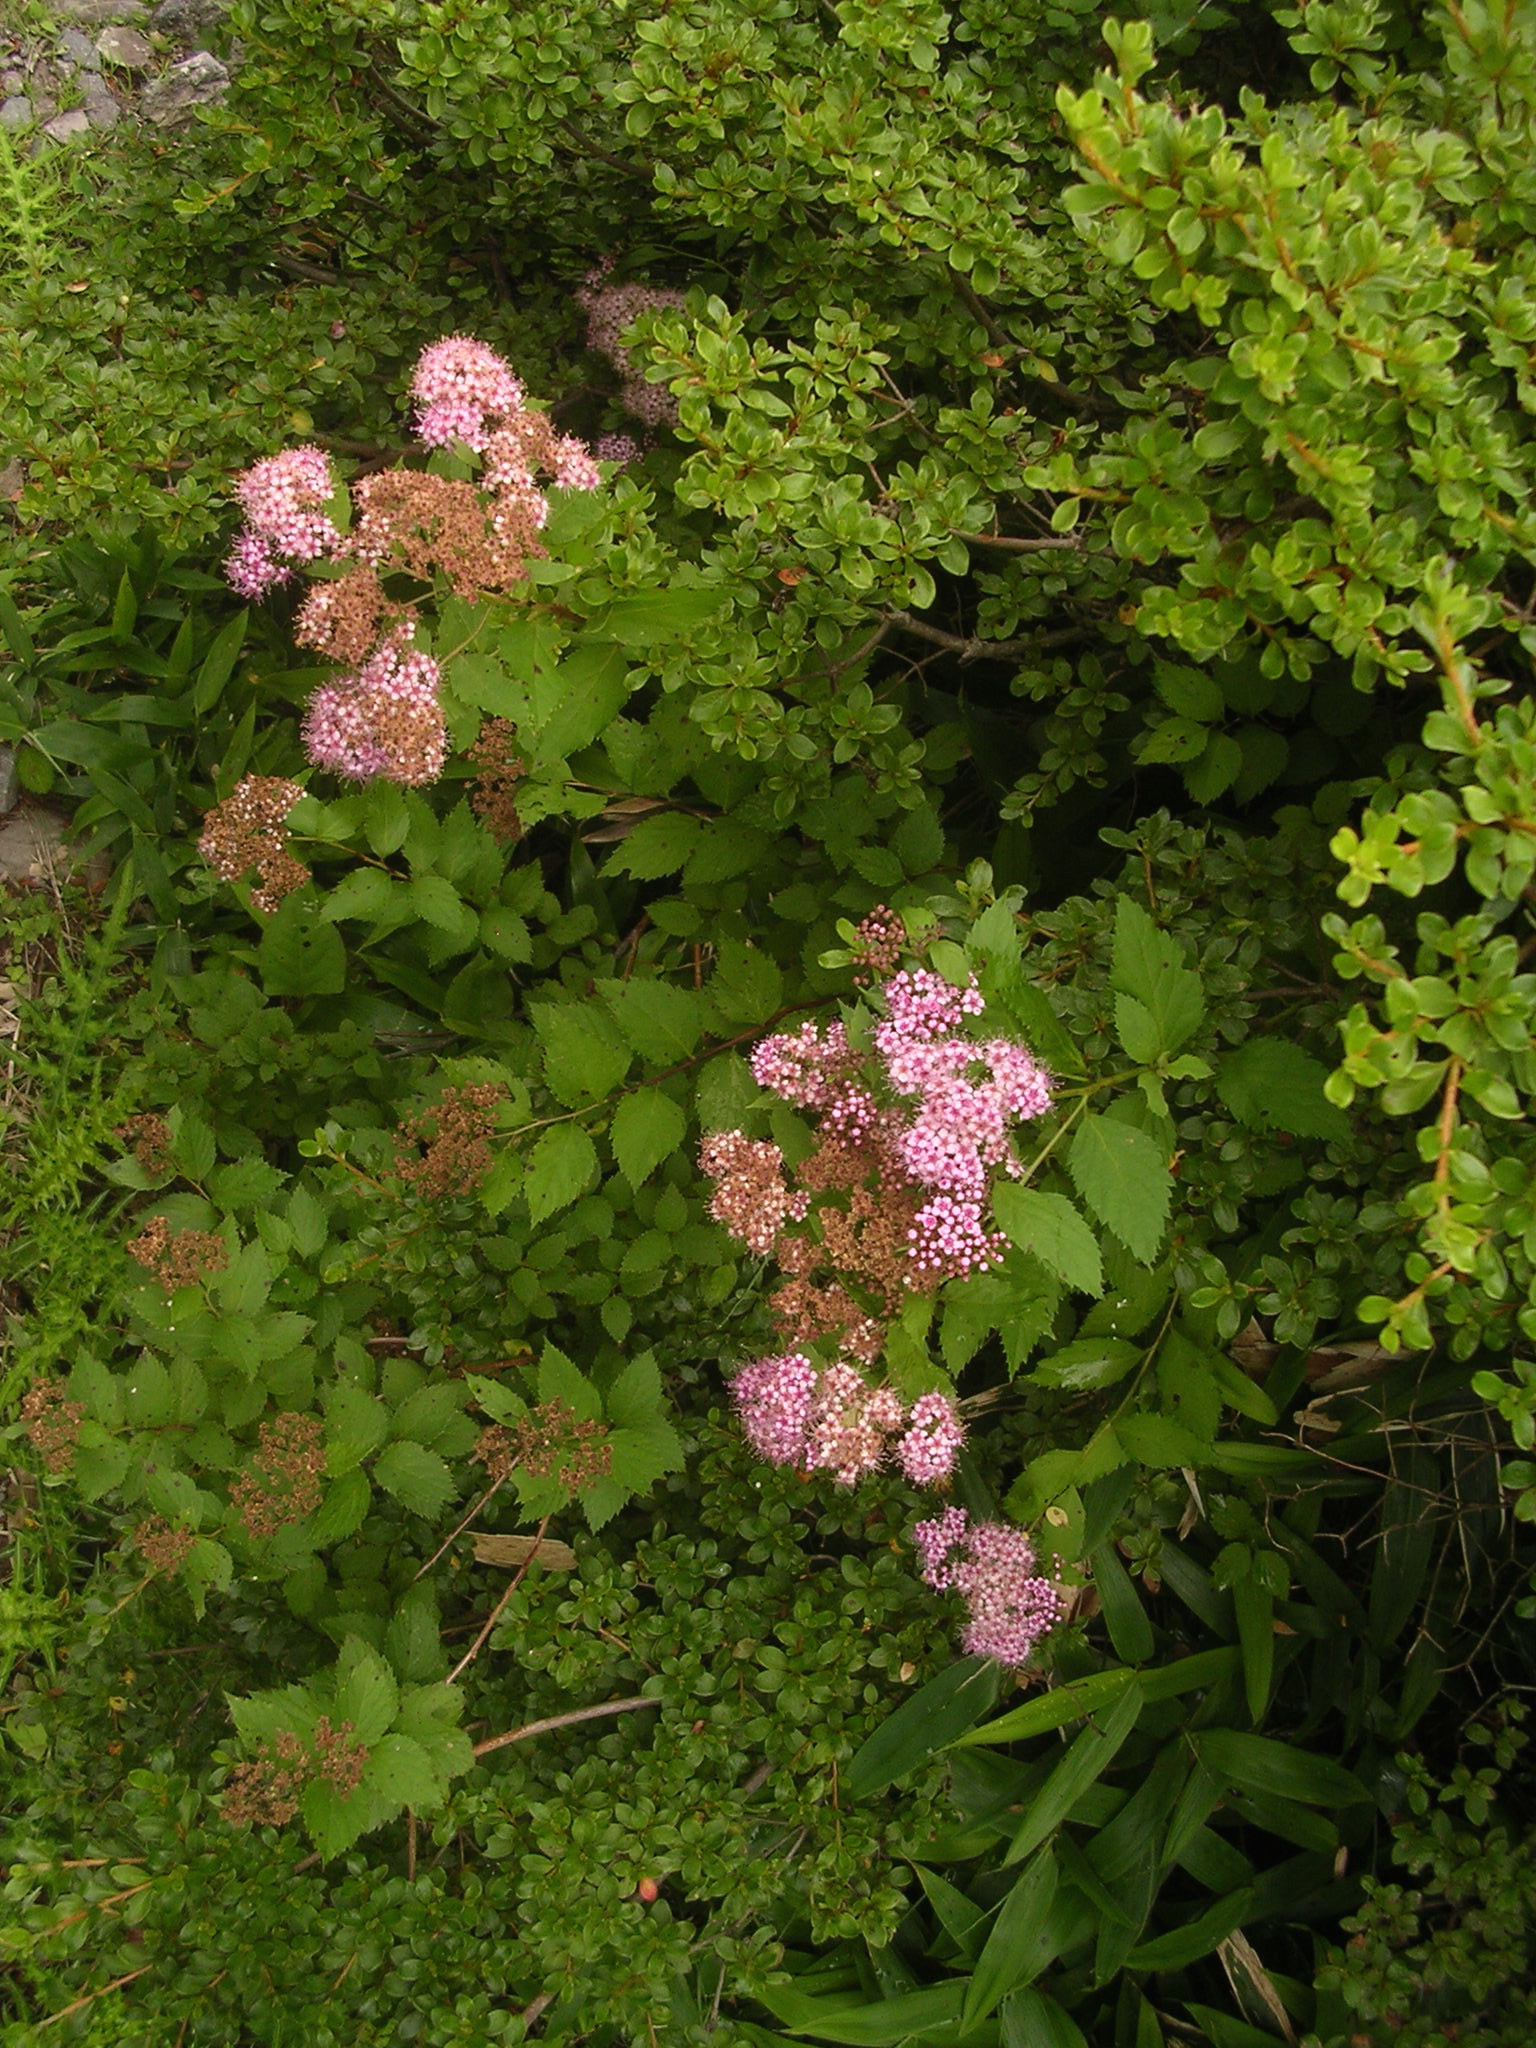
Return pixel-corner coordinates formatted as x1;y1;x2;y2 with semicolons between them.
302;636;446;787
595;431;641;467
750;1018;860;1110
907;1194;1007;1284
879;967;985;1045
233;446;339;565
731;1352;818;1467
410;336;524;451
225;529;290;600
913;1508;1064;1668
896;1393;965;1485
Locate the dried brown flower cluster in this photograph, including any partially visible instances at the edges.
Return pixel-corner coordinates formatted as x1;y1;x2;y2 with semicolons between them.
222;1731;308;1827
21;1380;85;1475
466;719;526;845
472;1399;612;1492
116;1113;171;1178
395;1084;505;1200
347;470;546;599
699;1129;808;1255
702;1116;922;1364
198;777;310;914
127;1216;229;1291
134;1516;196;1576
222;1716;369;1830
293;565;400;666
230;1411;326;1542
850;904;905;985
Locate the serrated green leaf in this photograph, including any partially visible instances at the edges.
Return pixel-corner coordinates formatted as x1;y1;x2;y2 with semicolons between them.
1153;661;1224;722
993;1185;1102;1295
1067;1115;1172;1265
610;1089;687;1187
373;1440;456;1519
320;868;399;923
1109;898;1203;1056
537;1341;603;1422
385;1582;448;1685
532;1001;632;1107
335;1638;399;1745
1216;1040;1352;1141
308;1469;372;1547
524;1123;598;1225
600;979;706;1064
257;894;347;998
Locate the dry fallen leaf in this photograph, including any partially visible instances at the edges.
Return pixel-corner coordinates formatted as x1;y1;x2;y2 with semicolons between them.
471;1532;577;1572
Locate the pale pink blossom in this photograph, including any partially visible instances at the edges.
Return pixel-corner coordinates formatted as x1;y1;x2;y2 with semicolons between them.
896;1394;965;1485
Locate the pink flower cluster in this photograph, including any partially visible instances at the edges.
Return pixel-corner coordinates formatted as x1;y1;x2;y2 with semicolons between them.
301;633;447;787
914;1507;1065;1668
574;262;686;429
731;1354;964;1488
225;446;340;598
222;337;607;789
410;335;525;452
750;969;1052;1285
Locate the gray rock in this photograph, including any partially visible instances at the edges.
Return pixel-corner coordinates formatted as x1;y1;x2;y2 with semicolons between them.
0;458;24;507
54;0;148;22
96;24;154;68
0;749;17;820
57;28;101;67
0;71;25;96
150;0;226;45
139;49;227;125
0;94;31;130
83;80;120;128
41;108;91;143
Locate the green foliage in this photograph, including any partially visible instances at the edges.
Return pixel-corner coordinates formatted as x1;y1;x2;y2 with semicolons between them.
1306;1708;1536;2048
5;0;1536;2040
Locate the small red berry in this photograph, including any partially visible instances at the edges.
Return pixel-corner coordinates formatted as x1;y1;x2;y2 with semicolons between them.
637;1877;659;1903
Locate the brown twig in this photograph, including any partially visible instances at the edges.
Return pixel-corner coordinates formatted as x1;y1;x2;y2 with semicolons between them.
39;1966;152;2029
472;1695;657;1760
887;609;1087;662
951;529;1081;553
447;1514;552;1685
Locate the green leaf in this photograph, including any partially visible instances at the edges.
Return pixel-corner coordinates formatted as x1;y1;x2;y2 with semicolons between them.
533;1003;632;1107
537;642;632;761
597;589;720;644
257;895;347;997
308;1470;372;1547
537;1341;603;1422
603;813;705;879
361;1731;449;1811
1067;1115;1172;1265
959;1650;1240;1748
301;1775;383;1859
1232;1580;1274;1724
1184;732;1244;803
409;873;478;950
385;1582;447;1685
193;610;248;714
993;1185;1102;1295
1001;1989;1089;2048
334;1637;399;1745
1031;1336;1140;1393
1091;1546;1156;1664
1153;661;1224;722
373;1440;456;1519
1125;1887;1253;1971
708;938;784;1026
320;868;400;924
1006;1682;1143;1866
610;1089;687;1187
762;1981;969;2045
1109;897;1203;1055
524;1124;598;1225
1114;1413;1209;1467
600;980;706;1064
1137;715;1209;765
1194;1729;1370;1807
963;1847;1059;2027
1216;1040;1352;1141
846;1657;1001;1798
